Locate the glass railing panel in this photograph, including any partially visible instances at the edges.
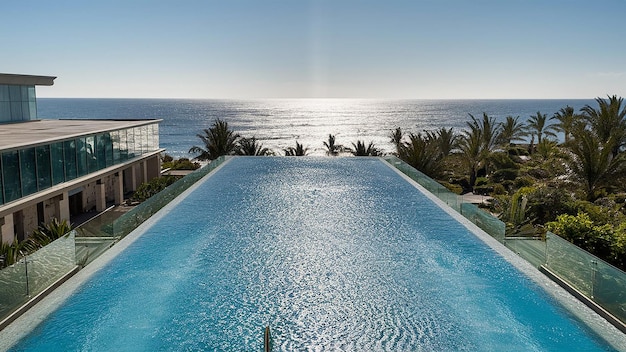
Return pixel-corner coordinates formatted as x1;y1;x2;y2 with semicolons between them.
26;231;76;295
383;156;461;211
0;231;76;322
460;203;506;242
504;238;546;268
0;260;28;321
545;232;594;297
593;259;626;324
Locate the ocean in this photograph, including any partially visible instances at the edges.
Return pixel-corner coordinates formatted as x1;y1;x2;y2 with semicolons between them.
37;98;594;157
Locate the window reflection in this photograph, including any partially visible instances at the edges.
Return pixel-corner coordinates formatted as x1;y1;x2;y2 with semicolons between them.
0;122;159;203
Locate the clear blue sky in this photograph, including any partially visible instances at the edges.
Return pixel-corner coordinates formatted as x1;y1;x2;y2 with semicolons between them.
2;0;625;99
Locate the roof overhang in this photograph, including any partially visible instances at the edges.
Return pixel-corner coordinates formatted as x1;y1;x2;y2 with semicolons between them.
0;73;56;86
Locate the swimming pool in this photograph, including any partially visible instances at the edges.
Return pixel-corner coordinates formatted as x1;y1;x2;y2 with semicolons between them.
3;157;624;350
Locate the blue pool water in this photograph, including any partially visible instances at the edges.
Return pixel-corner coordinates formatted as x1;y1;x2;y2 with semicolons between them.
8;157;618;350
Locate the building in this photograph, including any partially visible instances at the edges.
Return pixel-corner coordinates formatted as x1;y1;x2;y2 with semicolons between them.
0;73;163;243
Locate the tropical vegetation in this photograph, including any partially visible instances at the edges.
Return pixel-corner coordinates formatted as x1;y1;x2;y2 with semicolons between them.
388;95;626;270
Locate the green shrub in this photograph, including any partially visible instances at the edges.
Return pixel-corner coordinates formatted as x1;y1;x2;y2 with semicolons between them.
546;212;624;268
526;167;551;179
162;158;200;170
490;152;520;170
474;184;494;196
131;176;178;202
514;176;535;188
492;183;507;195
475;177;489;187
492;168;519;182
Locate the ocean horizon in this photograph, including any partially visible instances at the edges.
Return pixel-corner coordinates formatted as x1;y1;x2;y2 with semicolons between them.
38;98;596;157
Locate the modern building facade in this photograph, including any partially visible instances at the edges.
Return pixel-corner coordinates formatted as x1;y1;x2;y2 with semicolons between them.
0;74;163;243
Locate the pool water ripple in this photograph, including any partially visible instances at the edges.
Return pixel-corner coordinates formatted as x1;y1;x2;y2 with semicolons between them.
8;157;619;351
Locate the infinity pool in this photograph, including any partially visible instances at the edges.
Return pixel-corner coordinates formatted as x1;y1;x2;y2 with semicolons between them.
4;157;624;350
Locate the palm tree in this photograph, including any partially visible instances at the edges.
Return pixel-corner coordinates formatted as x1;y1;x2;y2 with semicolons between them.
551;106;581;144
459;122;485;189
236;137;272;156
350;140;382;156
389;127;404;155
426;127;458;157
567;128;626;201
527;111;556;146
469;113;500;152
580;95;626;157
323;134;342;156
398;132;445;178
497;115;528;146
284;141;309;156
459;113;500;187
189;119;240;161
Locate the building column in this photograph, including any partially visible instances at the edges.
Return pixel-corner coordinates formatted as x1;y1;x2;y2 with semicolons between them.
0;214;14;244
114;172;124;205
129;166;137;192
146;155;161;180
141;161;148;184
95;180;106;212
58;191;70;222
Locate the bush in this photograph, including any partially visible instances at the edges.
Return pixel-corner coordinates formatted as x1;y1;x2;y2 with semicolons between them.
162;158;200;170
492;183;507;195
131;176;178;202
514;176;535;188
526;167;551;179
492;168;519;182
475;177;489;187
546;212;625;269
474;184;494;196
490;152;520;170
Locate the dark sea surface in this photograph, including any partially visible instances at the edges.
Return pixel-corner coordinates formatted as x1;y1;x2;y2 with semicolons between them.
38;98;594;157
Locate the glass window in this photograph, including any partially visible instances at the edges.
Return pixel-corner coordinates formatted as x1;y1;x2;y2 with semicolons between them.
104;132;113;167
2;151;21;203
142;126;149;154
10;102;23;121
8;85;21;101
51;142;65;184
153;124;160;150
86;135;97;172
27;86;36;102
127;129;135;159
22;102;30;120
111;130;121;164
119;129;128;161
20;86;29;101
36;145;52;191
0;161;3;205
29;101;37;120
76;137;88;177
0;85;9;101
64;140;77;180
132;127;141;155
0;102;10;123
96;134;107;170
20;148;37;196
